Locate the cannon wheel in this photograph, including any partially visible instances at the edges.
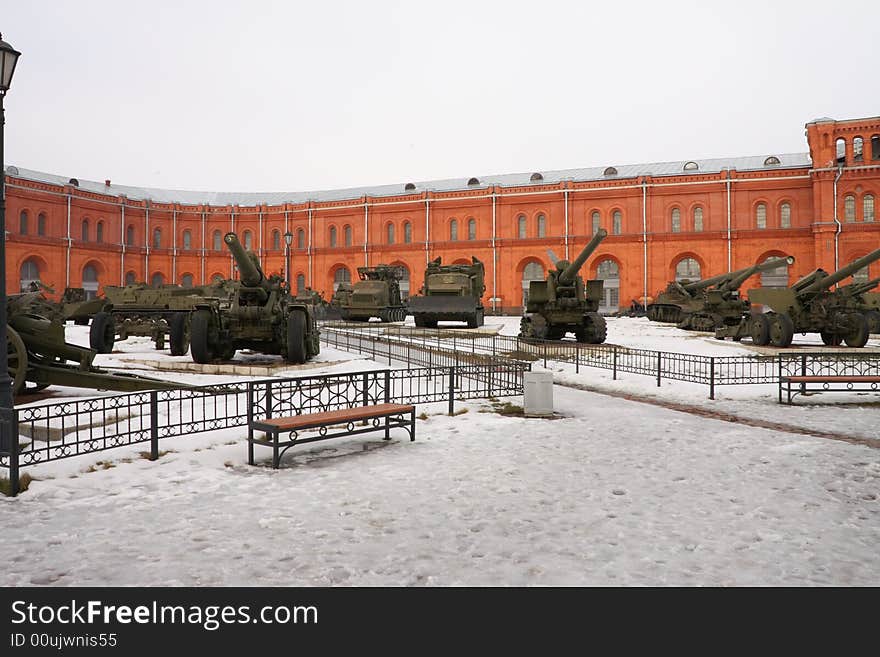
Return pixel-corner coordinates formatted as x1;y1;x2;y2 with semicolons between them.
6;326;28;397
286;310;307;364
578;312;607;344
749;315;770;346
89;312;116;353
820;331;842;346
190;309;216;364
769;313;794;348
865;310;880;335
169;313;190;356
843;313;869;348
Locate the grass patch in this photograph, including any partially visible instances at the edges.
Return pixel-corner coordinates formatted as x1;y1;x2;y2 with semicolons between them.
452;408;469;416
484;400;525;417
0;473;34;495
418;412;429;421
138;450;172;460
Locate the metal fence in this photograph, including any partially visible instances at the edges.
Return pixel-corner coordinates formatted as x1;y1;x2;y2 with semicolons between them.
1;362;528;496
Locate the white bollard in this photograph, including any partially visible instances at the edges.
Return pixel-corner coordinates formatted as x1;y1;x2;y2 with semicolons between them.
523;372;554;417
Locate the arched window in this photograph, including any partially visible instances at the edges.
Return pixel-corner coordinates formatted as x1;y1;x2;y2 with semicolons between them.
450;219;458;241
844;195;856;222
183;230;192;250
853;265;869;285
19;210;28;235
872;135;880;161
297;228;305;249
344;225;352;247
211;273;225;283
591;211;600;235
153;228;162;249
683;161;699;171
83;264;99;300
272;230;280;250
612;210;622;235
213;230;222;251
693;207;704;232
836;137;847;164
756;203;767;229
521;261;544;307
854;137;864;162
387;223;395;244
764;156;781;166
96;221;104;243
517;214;526;238
296;273;306;293
671;208;681;233
125;271;136;285
865;195;875;222
596;259;620;315
333;267;351;291
468;218;476;240
397;266;410;300
126;224;135;246
243;230;253;250
537;214;546;238
780;203;791;229
19;259;40;292
151;272;164;288
329;226;337;248
761;257;789;288
675;257;701;282
37;213;46;236
182;274;194;288
404;221;412;244
81;219;89;242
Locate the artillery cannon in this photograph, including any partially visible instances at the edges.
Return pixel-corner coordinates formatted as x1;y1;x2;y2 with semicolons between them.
519;229;608;342
408;257;486;328
647;257;794;326
716;248;880;347
6;291;192;398
336;264;407;322
188;232;320;364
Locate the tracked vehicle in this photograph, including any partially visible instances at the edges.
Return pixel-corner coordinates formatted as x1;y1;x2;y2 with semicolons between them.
408;257;485;328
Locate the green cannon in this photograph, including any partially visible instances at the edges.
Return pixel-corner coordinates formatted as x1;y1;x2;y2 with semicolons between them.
716;247;880;347
335;264;407;323
188;232;320;364
408;257;486;328
519;228;608;342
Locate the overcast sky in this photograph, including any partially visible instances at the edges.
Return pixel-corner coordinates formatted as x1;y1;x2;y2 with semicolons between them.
3;0;879;194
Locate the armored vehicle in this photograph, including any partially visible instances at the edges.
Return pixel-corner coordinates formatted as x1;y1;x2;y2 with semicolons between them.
716;248;880;347
6;290;190;397
337;265;407;322
647;257;794;327
408;256;486;328
89;281;233;356
189;232;320;364
519;229;608;342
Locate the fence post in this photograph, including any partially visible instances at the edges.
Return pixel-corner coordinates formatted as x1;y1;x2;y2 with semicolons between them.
544;342;548;369
150;391;159;461
384;370;391;404
388;339;392;366
612;346;617;380
800;354;807;395
448;367;455;415
656;351;662;387
362;372;369;407
709;356;715;400
247;382;255;465
6;408;21;496
778;354;783;404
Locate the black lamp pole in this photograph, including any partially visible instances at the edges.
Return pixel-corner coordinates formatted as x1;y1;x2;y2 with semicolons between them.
0;34;22;485
283;230;293;291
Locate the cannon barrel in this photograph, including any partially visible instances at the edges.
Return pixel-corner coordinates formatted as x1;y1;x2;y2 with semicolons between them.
224;232;269;290
721;256;795;292
560;229;608;284
681;266;756;292
800;247;880;294
847;276;880;296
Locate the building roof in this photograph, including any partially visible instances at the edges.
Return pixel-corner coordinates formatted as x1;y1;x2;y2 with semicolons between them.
5;151;812;207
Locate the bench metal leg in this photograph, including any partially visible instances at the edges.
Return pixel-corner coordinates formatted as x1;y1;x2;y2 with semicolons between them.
411;409;416;441
273;431;280;469
384;414;390;441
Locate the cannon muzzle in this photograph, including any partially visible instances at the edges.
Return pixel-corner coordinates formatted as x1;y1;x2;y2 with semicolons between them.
559;229;608;284
720;256;795;292
224;232;269;290
800;247;880;294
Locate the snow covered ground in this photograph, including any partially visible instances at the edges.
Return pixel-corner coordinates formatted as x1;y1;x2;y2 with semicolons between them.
1;318;878;586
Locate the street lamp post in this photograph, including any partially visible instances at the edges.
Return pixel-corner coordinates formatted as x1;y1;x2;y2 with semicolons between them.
0;34;22;493
283;230;293;292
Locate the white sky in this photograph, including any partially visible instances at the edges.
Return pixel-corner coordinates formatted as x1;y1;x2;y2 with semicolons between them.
3;0;879;193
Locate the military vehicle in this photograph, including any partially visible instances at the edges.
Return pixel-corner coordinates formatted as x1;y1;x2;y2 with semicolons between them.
646;257;794;326
408;257;486;328
336;264;407;322
6;290;190;397
519;228;608;342
89;282;234;356
59;286;106;325
189;232;320;364
295;287;334;320
864;288;880;333
715;248;880;347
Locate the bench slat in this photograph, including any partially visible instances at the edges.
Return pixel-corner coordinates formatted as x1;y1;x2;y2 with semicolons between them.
254;403;415;431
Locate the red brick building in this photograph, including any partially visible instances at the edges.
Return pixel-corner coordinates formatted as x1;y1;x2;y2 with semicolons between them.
5;116;879;313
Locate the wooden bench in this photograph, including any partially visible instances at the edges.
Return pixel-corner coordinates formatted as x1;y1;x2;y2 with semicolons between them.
779;375;880;404
248;403;416;468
